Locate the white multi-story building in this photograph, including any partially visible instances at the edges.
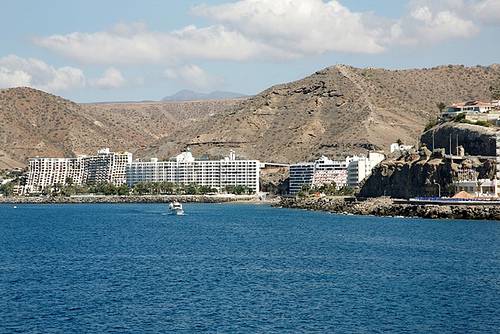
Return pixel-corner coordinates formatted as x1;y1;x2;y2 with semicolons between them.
347;153;385;187
83;148;132;185
289;156;350;195
27;157;85;193
289;153;385;195
26;148;132;193
126;150;260;193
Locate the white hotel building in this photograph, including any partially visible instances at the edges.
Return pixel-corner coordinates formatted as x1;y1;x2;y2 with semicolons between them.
26;148;132;193
289;153;385;195
27;157;85;194
127;150;260;193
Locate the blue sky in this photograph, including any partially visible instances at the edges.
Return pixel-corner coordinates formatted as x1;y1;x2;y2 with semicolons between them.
0;0;499;102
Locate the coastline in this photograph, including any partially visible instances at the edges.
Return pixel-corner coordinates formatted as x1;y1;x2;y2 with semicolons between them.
276;197;500;221
0;194;261;205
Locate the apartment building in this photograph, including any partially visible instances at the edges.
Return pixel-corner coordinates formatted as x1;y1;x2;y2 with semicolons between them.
27;157;84;193
289;156;350;195
26;148;132;193
347;153;385;187
83;148;132;185
289;153;385;195
288;162;315;195
126;150;260;193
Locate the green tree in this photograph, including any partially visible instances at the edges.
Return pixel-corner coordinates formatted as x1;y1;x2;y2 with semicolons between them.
0;182;15;196
185;184;200;195
424;117;439;132
225;185;252;195
65;177;74;186
116;184;130;196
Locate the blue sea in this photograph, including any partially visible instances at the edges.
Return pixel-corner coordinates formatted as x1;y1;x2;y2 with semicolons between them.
0;204;499;333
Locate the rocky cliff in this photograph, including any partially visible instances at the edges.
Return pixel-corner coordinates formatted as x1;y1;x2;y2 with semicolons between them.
359;145;496;199
420;122;498;156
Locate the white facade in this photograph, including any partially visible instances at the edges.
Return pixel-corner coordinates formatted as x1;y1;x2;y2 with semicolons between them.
390;143;414;154
289;156;350;195
443;100;500;118
453;179;499;198
289;153;385;194
83;148;132;186
27;157;85;193
26;148;132;193
347;153;385;187
126;150;260;193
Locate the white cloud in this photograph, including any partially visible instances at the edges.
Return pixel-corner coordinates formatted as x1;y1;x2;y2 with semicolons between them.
0;67;31;87
31;0;498;66
392;5;479;44
34;23;289;65
192;0;385;54
91;67;125;89
473;0;500;24
33;1;385;65
0;55;85;92
165;64;223;91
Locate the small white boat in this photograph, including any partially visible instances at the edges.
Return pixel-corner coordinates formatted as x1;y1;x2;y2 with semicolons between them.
169;202;184;215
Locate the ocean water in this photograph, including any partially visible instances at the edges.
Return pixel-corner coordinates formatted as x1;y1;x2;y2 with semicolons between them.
0;203;498;333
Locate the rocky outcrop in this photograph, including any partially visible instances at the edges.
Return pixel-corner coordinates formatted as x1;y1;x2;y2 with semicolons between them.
421;122;498;156
360;122;498;199
359;150;495;198
278;197;500;221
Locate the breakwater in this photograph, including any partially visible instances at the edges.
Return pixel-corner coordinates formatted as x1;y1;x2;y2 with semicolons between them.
0;195;257;205
278;197;500;221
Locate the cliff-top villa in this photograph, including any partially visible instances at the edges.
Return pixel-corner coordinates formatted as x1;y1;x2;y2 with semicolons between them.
442;100;500;121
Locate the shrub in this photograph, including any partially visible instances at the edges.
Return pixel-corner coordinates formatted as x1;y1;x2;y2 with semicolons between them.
424;118;439;132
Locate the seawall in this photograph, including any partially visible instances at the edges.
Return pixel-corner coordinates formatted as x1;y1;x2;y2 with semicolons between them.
277;197;500;221
0;195;257;204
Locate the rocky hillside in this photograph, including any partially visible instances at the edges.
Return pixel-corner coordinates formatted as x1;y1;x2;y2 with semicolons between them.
421;122;498;156
2;64;499;169
0;87;238;169
141;64;500;162
81;99;240;150
359;145;496;199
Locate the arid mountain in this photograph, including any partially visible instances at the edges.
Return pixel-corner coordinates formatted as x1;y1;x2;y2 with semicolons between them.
0;87;238;169
2;64;499;169
141;64;500;163
81;99;241;150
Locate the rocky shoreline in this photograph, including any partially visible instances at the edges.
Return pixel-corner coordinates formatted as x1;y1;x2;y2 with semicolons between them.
277;197;500;221
0;195;257;205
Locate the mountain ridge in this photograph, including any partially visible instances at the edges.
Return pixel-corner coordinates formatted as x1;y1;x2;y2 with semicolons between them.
1;64;499;169
140;64;500;163
0;87;238;169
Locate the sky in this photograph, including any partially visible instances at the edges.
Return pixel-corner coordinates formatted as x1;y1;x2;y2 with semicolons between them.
0;0;499;102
